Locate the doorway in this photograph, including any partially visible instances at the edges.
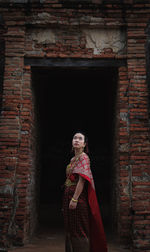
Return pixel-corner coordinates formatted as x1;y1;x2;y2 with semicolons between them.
31;66;118;234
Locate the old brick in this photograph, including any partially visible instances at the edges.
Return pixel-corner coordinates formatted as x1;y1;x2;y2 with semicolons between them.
0;1;150;252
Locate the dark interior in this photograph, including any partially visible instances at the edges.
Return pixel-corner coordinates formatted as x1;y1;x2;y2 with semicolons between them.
32;66;118;234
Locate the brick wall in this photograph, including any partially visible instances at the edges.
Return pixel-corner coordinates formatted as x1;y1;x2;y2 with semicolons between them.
0;15;5;115
0;1;150;251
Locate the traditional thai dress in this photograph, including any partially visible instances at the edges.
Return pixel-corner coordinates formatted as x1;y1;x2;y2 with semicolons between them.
63;152;107;252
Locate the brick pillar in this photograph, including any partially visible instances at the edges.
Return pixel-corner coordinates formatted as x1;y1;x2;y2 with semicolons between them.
20;65;38;241
0;16;5;115
127;24;150;251
118;66;132;247
0;17;29;247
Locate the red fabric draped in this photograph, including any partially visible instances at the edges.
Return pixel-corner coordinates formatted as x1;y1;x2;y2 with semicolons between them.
72;152;108;252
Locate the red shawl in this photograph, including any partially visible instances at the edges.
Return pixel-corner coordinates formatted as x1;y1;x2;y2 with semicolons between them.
72;152;108;252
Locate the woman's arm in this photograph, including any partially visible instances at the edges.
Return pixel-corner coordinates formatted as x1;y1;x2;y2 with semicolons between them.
69;175;85;210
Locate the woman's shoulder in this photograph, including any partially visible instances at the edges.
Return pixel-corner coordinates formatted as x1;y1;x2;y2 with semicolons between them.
80;152;90;162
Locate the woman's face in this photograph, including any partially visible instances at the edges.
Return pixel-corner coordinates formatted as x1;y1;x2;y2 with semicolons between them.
72;133;86;150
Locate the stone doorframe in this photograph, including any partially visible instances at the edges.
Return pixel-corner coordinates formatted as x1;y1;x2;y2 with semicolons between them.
24;57;126;68
24;57;130;244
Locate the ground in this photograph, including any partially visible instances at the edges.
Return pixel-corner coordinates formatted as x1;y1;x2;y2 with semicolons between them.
8;227;130;252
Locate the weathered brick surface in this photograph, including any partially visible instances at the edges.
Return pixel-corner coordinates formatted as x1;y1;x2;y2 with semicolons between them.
0;1;150;251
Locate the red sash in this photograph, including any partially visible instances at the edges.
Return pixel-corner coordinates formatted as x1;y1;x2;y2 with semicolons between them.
72;153;108;252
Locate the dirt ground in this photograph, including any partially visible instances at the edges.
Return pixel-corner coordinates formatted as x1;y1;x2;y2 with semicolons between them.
8;228;130;252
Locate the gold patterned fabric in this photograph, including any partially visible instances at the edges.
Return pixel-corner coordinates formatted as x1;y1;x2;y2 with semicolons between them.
65;163;77;187
65;178;77;187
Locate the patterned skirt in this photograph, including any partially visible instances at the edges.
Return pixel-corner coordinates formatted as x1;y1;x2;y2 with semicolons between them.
63;185;90;252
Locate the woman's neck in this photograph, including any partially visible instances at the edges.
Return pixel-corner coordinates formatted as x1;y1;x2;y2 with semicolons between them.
74;148;83;157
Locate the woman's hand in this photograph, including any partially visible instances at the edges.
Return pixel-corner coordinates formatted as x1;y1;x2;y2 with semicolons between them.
69;199;78;210
69;175;85;210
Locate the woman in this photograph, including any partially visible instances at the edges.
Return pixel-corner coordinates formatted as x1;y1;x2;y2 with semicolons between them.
63;132;108;252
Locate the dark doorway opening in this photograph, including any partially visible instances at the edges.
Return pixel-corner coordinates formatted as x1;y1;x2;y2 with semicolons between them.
32;66;118;235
